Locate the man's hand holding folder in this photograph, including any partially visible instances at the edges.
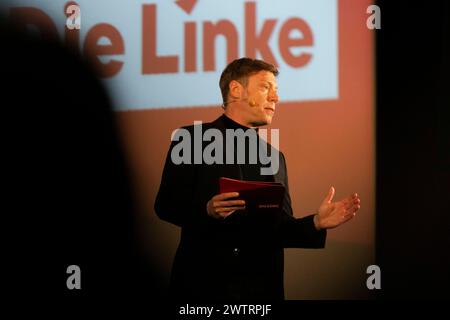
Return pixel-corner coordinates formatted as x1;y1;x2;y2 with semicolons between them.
206;177;286;219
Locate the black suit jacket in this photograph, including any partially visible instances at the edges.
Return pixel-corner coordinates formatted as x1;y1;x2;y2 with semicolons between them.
154;115;326;301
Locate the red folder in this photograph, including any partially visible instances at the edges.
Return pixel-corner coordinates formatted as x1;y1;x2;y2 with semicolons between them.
219;177;285;211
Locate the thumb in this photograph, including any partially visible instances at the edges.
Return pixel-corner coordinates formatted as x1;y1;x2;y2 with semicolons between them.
323;186;335;204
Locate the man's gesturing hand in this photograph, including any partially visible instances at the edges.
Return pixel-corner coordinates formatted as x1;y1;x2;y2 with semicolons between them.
314;187;361;230
206;192;246;219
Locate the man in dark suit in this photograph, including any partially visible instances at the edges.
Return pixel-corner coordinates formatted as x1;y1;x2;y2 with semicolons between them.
154;57;361;301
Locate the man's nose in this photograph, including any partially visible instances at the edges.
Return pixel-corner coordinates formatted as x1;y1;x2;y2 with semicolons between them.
269;90;279;103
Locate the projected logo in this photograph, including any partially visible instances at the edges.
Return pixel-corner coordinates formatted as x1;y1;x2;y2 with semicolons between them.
6;0;338;110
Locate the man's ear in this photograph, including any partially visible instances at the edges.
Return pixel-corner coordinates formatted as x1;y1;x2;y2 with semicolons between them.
229;80;243;100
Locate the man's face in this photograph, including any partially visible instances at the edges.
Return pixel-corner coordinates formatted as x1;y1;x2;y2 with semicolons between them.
240;70;279;127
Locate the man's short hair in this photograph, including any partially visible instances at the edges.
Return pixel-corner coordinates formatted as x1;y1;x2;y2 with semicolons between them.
219;57;279;106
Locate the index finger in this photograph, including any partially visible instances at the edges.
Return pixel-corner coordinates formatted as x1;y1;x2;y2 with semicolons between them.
341;193;359;203
213;192;240;201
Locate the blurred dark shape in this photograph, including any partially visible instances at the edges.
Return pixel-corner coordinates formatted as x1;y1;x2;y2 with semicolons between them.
376;0;450;299
1;12;160;304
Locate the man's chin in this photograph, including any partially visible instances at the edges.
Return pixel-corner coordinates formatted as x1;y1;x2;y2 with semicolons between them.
252;119;271;127
263;115;274;125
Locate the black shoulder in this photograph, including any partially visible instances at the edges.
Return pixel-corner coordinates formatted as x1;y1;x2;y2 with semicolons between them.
173;120;217;135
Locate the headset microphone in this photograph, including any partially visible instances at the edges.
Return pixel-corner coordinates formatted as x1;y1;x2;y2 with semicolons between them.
224;98;258;107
